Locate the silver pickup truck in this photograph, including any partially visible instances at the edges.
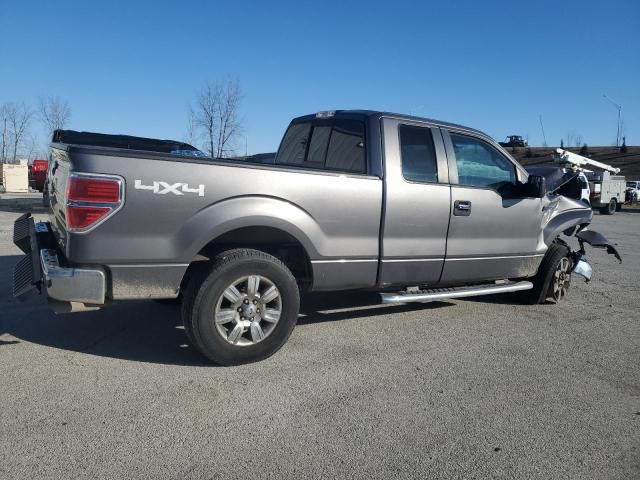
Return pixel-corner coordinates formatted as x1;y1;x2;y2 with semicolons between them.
13;110;621;365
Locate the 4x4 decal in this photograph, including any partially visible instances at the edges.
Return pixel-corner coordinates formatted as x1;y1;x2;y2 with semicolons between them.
134;179;205;197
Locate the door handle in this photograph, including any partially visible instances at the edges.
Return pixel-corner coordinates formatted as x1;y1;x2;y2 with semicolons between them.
454;200;472;216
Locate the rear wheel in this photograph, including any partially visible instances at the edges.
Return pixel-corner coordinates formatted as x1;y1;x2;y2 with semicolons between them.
520;242;572;304
182;249;300;365
600;198;616;215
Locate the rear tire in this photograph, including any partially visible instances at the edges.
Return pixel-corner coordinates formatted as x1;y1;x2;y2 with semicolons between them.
520;242;572;305
600;198;616;215
181;248;300;365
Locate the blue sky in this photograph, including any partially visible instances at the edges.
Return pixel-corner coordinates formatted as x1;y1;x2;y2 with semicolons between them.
1;0;638;154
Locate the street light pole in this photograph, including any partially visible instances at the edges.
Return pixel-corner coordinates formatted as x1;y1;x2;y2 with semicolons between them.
603;94;622;147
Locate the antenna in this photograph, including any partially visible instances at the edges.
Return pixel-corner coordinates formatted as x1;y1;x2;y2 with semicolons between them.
603;94;622;147
538;115;547;147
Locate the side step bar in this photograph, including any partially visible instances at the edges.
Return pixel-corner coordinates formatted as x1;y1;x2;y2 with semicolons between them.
380;280;533;304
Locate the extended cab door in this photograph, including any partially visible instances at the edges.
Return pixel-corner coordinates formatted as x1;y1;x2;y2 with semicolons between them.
378;118;451;287
440;129;544;284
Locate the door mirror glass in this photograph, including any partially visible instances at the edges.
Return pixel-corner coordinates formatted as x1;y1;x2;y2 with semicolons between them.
499;174;546;198
524;174;546;198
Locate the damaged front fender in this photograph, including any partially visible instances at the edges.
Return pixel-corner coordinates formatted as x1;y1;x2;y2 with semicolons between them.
541;195;593;245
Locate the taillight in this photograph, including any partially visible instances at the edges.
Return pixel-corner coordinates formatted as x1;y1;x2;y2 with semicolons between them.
68;176;121;203
66;173;124;232
67;206;113;229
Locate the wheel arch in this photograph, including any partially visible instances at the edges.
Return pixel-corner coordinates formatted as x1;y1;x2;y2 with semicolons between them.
176;196;320;290
543;207;593;245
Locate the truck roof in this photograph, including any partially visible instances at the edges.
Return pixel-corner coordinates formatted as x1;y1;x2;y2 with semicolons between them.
291;110;489;139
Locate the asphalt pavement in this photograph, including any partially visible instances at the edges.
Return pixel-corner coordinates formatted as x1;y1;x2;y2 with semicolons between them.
0;207;638;479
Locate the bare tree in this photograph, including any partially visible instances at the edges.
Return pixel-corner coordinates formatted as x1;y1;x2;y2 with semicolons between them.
1;102;33;162
574;134;583;148
214;79;242;158
191;79;242;158
193;83;217;157
185;106;199;147
25;132;46;159
39;96;71;139
0;104;8;163
566;132;575;149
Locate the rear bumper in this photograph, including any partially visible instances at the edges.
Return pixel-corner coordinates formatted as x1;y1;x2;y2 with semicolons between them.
13;213;106;309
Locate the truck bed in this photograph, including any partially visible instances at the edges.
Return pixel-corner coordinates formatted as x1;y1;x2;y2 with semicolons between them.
48;142;383;298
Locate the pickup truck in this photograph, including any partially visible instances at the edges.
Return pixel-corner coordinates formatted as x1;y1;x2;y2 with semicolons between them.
29;159;48;192
12;110;621;365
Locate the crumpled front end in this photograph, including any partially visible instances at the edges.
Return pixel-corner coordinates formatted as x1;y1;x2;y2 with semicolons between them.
539;193;621;283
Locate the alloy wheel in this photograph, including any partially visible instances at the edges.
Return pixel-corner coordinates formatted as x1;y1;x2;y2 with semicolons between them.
214;275;282;346
551;257;571;302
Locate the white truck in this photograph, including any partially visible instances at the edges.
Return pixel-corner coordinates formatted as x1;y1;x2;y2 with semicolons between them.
626;181;640;203
555;149;626;215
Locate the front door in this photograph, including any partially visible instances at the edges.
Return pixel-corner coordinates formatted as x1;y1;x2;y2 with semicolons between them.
440;130;544;284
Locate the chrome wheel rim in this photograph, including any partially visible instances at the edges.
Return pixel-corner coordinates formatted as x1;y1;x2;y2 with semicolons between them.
551;257;571;302
214;275;282;347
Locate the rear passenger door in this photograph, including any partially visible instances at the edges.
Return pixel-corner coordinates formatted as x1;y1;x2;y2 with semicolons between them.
440;130;543;284
379;118;451;287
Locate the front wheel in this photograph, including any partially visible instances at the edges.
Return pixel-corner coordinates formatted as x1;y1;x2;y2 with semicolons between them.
182;249;300;365
520;242;572;305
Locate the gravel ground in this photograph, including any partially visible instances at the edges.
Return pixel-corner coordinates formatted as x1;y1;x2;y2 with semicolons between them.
0;208;638;479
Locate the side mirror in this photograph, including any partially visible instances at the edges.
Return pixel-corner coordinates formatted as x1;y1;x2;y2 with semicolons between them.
524;174;546;198
499;174;546;199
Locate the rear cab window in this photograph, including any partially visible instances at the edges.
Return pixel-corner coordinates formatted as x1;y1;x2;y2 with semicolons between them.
276;117;366;174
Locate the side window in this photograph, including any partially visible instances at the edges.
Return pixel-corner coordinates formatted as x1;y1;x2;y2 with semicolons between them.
276;123;311;165
450;133;515;188
399;125;438;183
325;119;366;173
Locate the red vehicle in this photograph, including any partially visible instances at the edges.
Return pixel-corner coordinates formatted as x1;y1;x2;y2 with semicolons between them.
29;159;48;192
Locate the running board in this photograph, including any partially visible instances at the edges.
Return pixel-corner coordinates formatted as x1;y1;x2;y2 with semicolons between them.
380;280;533;304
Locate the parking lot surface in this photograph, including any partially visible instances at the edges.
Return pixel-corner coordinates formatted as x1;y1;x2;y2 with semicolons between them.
1;208;638;479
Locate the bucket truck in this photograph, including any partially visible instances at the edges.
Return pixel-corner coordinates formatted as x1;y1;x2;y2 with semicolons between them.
555;148;627;215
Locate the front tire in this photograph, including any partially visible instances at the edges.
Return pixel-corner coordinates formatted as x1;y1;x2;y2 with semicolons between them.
182;249;300;365
520;242;572;305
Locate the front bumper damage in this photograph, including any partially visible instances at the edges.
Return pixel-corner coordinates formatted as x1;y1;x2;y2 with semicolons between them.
570;229;622;282
12;213;106;313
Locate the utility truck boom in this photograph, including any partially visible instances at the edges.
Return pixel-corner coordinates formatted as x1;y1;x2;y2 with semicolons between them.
555;148;626;214
555;148;620;174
